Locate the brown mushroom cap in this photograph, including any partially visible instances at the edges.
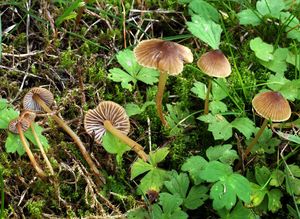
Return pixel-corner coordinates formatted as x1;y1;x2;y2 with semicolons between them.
84;101;130;142
133;39;193;76
23;87;54;112
8;118;30;134
20;111;36;123
252;91;291;122
197;50;231;78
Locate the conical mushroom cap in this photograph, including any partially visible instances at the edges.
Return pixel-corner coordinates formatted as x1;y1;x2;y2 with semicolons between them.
252;91;291;122
134;39;193;76
84;101;130;142
197;50;231;78
8;117;30;134
23;87;54;112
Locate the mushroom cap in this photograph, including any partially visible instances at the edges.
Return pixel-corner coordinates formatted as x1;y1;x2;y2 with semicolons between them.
20;111;36;123
84;101;130;142
197;50;231;78
8;118;30;134
23;87;54;112
133;39;193;76
252;91;291;122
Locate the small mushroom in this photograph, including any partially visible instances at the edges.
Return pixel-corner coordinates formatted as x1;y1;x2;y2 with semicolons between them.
23;87;105;184
197;50;231;114
8;117;46;178
20;111;54;175
84;101;148;161
134;39;193;126
244;91;291;159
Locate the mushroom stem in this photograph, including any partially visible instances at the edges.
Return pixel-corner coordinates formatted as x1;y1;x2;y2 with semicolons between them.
204;79;212;115
32;94;105;184
103;120;148;161
156;71;169;127
244;118;268;159
30;123;54;175
17;123;46;179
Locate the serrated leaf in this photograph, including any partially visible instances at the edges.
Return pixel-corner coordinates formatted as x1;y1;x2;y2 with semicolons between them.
125;101;155;117
256;0;285;18
270;169;285;187
149;147;169;166
210;100;227;114
210;180;236;210
248;183;268;207
116;49;140;75
250;37;274;61
187;15;222;49
207;115;232;141
159;193;183;214
108;68;135;91
238;9;261;26
181;156;208;185
188;0;219;22
201;161;232;182
212;78;229;101
0;108;19;129
184;185;209;209
131;158;153;180
260;48;288;74
5;132;25;156
164;173;189;198
255;166;271;186
191;81;208;100
206;144;238;165
138;168;168;194
267;189;283;213
231;117;256;139
102;132;131;163
136;67;159;85
229;173;251;203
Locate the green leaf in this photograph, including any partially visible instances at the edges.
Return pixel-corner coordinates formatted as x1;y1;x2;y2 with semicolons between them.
210;100;227;114
212;78;229;101
201;161;232;182
289;165;300;177
183;185;209;209
187;15;222;49
279;12;300;42
24;123;50;150
159;193;183;215
5;132;25;156
0;98;7;110
181;156;208;185
136;67;159;85
248;183;268;207
164;173;189;198
250;37;274;61
125;101;155;117
238;9;261;26
206;144;238;165
149;147;169;166
55;0;85;26
108;68;135;91
220;201;257;219
231;117;256;139
286;50;300;71
127;208;149;219
229;173;251;203
270;169;285;187
256;0;285;18
102;132;131;163
255;166;271;186
267;189;283;213
131;159;153;180
188;0;219;22
260;48;288;73
0;108;19;129
286;176;300;195
116;49;140;75
191;81;208;100
210;180;236;210
138;168;169;194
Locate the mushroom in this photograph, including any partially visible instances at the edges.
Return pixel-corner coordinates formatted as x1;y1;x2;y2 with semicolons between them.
23;87;105;184
244;91;291;159
197;50;231;114
20;110;54;175
8;117;46;178
84;101;148;161
134;39;193;126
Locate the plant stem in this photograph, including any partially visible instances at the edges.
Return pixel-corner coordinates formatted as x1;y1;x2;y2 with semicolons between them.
156;71;168;127
103;120;148;161
30;123;54;175
33;94;105;184
204;79;212;115
17;123;46;179
244;118;268;159
0;168;4;219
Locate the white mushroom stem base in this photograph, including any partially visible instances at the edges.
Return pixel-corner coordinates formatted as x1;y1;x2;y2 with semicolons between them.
156;71;169;127
103;120;148;161
33;94;105;184
17;123;46;179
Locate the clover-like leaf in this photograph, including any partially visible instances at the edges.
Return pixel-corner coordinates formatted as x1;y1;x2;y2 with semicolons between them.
231;117;256;139
267;189;283;213
200;161;232;182
206;144;238;165
5;132;25;156
269;169;285;187
210;180;236;210
260;47;288;74
181;156;208;185
256;0;285;19
191;81;208;100
188;0;219;22
238;9;261;26
164;173;189;199
183;185;209;209
255;166;271;186
138;168;169;194
0;108;19;129
250;37;274;61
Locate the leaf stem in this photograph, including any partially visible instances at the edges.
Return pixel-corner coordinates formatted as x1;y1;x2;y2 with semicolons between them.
204;79;212;115
156;71;169;126
103;120;148;161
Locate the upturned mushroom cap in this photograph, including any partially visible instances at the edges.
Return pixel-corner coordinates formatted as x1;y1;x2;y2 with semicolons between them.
197;50;231;78
20;111;36;123
8;118;30;134
252;91;291;122
23;87;54;112
84;101;130;142
134;39;193;76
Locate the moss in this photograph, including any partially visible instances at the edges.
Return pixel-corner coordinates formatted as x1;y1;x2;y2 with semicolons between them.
27;200;45;219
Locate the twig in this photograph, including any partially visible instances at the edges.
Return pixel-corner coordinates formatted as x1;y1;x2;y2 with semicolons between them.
2;51;44;57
